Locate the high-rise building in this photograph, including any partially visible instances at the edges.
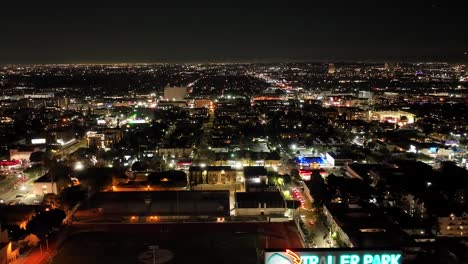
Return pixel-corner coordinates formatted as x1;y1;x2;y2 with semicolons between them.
328;63;336;74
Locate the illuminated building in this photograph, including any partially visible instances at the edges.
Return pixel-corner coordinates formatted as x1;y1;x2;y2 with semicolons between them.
9;146;43;161
86;129;123;150
23;92;54;99
0;229;19;264
295;156;325;167
158;147;193;159
325;152;353;167
328;63;336;74
370;110;416;125
79;191;230;220
235;191;292;220
357;91;373;99
50;129;77;147
163;86;188;101
0;160;21;171
33;174;62;195
438;213;468;237
191;98;213;109
189;166;237;185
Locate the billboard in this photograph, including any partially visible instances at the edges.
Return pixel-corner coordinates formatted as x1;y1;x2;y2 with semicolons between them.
265;249;402;264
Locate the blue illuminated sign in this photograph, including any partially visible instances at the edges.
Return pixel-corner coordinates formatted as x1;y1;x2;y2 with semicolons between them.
295;157;325;166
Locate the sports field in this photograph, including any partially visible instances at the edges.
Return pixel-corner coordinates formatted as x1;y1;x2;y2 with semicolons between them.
52;222;302;264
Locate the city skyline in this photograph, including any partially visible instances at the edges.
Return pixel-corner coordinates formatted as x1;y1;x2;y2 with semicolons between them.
0;3;467;264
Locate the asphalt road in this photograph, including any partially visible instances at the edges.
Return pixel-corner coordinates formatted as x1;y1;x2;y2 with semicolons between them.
0;175;42;205
55;137;87;157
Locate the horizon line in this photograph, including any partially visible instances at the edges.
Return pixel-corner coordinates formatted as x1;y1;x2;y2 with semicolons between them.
1;59;466;66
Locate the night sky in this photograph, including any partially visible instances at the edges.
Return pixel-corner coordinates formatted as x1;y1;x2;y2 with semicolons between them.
1;2;467;64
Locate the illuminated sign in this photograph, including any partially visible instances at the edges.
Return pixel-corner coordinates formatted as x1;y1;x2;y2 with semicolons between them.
128;119;147;124
265;249;402;264
31;138;46;144
428;147;438;154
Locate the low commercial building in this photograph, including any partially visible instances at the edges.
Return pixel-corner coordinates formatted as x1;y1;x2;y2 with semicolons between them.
326;152;353;167
163;87;187;101
78;191;230;222
189;166;237;185
0;160;22;171
9;146;42;161
243;166;268;189
0;229;19;264
235;191;289;219
33;174;60;195
345;163;383;182
324;203;412;248
192;99;213;109
158;147;192;159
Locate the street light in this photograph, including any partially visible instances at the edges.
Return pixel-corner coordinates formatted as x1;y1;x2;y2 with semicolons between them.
74;161;84;171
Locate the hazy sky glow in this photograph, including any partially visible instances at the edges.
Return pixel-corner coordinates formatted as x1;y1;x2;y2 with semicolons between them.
1;2;467;64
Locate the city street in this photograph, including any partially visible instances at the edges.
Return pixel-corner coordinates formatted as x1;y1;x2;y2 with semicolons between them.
0;171;42;205
54;137;87;157
271;134;334;249
292;185;332;248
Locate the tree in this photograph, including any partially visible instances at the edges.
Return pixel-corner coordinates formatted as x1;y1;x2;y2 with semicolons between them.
78;168;116;191
307;171;330;206
290;169;300;180
326;173;342;199
43;193;61;209
47;165;73;193
22;234;40;247
131;161;146;171
267;171;278;185
60;186;86;210
26;209;66;238
282;174;292;184
29;151;45;163
5;225;26;241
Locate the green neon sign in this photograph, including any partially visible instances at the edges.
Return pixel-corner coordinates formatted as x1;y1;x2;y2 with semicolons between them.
265;250;402;264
